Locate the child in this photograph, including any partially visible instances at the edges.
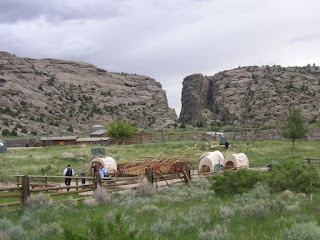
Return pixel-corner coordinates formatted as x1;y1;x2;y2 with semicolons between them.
81;169;86;185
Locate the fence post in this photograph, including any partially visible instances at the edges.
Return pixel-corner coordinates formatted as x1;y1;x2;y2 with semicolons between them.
16;175;20;187
182;166;191;184
243;128;247;142
306;157;311;166
21;175;30;207
93;174;96;191
268;158;273;172
45;174;48;193
145;168;153;184
76;175;79;192
93;173;101;190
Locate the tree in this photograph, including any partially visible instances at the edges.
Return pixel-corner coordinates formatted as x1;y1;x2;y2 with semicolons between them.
67;125;73;132
107;120;138;144
10;130;17;136
282;109;307;148
31;130;37;136
2;129;9;136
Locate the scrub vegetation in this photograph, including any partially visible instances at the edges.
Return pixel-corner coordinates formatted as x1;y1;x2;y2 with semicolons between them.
1;140;320;239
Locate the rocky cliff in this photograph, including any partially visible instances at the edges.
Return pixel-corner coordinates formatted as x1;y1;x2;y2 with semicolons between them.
0;52;177;135
180;65;320;127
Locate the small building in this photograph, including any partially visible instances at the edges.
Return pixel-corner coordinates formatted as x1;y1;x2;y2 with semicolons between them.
90;129;107;138
111;133;153;145
206;132;225;139
91;125;104;133
76;137;110;145
40;136;78;146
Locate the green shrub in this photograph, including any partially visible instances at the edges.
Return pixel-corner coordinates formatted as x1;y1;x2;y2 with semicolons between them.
198;225;232;240
31;130;37;135
265;161;320;193
0;218;25;240
63;213;138;240
10;130;17;136
92;185;111;205
3;119;9;126
211;169;263;196
211;162;320;196
25;193;53;210
280;221;320;240
27;222;63;240
2;129;9;136
67;125;73;132
234;182;272;218
136;204;161;215
137;178;155;197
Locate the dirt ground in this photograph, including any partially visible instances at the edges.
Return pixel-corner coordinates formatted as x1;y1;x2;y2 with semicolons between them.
7;147;42;150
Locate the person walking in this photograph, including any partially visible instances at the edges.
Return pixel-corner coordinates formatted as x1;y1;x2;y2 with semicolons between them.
63;164;74;191
81;169;86;185
91;163;101;185
225;141;229;150
91;163;98;175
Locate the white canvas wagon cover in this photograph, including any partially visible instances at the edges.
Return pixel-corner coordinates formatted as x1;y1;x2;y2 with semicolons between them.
223;153;249;169
199;150;224;172
90;157;117;173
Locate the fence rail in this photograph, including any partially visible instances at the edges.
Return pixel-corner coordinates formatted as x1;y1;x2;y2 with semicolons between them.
306;158;320;166
0;167;192;208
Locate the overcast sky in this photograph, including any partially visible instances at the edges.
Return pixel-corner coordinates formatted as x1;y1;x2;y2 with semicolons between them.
1;0;320;115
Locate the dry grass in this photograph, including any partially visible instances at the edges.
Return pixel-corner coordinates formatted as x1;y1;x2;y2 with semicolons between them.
137;178;155;197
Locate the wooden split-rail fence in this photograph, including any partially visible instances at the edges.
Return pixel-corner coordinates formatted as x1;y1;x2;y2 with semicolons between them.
305;158;320;166
1;162;276;209
0;166;195;208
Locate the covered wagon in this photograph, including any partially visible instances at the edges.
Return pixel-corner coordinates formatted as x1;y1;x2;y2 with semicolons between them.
223;153;249;170
199;150;224;173
90;157;117;175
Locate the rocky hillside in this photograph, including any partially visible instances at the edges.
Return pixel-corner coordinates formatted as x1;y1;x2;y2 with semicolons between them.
180;65;320;127
0;52;177;136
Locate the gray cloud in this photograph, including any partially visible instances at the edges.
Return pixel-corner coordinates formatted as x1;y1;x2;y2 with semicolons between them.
1;0;320;114
0;0;127;23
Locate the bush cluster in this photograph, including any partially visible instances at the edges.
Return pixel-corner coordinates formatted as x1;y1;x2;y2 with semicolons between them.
64;213;139;240
211;161;320;196
211;169;263;196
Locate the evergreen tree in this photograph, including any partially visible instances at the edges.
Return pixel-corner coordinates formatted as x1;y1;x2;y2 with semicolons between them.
67;125;73;132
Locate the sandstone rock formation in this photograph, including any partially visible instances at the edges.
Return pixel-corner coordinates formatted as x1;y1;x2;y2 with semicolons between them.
0;52;177;135
180;65;320;127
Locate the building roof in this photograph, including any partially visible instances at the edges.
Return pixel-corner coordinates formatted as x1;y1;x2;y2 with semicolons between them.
90;129;107;135
40;136;78;141
92;125;104;128
206;132;225;136
76;137;110;142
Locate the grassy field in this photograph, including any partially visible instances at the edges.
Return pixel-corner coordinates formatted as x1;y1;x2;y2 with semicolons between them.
1;139;320;239
1;178;320;239
0;139;319;183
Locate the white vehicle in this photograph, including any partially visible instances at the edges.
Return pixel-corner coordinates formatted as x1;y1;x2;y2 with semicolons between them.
0;140;4;146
